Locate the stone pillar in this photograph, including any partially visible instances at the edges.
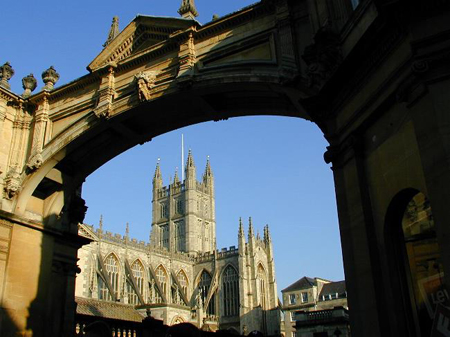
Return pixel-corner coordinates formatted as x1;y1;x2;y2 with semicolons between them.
27;93;49;171
328;136;384;337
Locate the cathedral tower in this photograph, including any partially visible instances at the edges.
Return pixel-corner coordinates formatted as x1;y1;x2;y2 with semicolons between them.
150;151;216;255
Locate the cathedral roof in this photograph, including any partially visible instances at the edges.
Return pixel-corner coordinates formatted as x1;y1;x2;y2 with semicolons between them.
76;297;144;322
281;276;316;293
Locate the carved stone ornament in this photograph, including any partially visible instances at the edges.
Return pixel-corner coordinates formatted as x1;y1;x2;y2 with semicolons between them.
4;166;21;199
0;62;15;90
135;71;157;102
22;74;37;98
302;27;342;89
27;152;43;171
42;66;60;91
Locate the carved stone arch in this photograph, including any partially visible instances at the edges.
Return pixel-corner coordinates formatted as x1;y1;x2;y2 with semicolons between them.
104;251;121;266
176;269;190;292
219;263;238;281
170;315;185;326
194;268;212;287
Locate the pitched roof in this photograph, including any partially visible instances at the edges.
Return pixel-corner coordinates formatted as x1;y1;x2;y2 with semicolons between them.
319;281;346;297
281;277;316;293
76;297;144;322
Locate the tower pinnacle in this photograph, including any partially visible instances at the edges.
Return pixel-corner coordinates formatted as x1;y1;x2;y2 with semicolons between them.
178;0;199;19
103;16;119;47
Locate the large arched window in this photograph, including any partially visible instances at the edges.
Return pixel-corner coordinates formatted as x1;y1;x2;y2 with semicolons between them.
128;260;144;305
177;270;189;298
257;264;267;309
156;265;168;303
399;192;445;336
222;265;239;317
99;254;119;301
198;271;215;315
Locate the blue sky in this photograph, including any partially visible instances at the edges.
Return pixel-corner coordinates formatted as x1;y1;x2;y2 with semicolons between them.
2;0;344;295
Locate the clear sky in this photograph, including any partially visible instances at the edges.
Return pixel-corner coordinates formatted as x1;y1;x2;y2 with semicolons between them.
2;0;345;296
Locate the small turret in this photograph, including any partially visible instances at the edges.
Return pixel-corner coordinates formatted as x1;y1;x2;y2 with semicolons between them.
125;222;130;241
248;217;254;240
178;0;199;19
103;16;120;47
173;168;180;185
264;225;271;243
203;156;214;195
153;161;163;191
185;149;196;189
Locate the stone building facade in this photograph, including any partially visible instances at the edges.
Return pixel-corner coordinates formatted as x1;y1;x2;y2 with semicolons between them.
75;151;280;335
281;277;349;337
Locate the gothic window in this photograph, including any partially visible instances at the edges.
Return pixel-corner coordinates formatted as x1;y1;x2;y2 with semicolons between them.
174;221;186;252
177;270;189;298
198;271;215;316
160;224;169;249
397;192;444;336
99;254;119;301
222;265;239;317
257;265;267;309
156;265;168;302
128;260;144;305
175;198;184;214
160;202;168;219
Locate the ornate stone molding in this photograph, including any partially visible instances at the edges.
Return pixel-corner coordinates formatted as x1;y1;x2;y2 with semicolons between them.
27;152;43;171
302;27;342;90
178;0;199;19
4;166;21;199
135;71;157;102
94;65;116;118
177;31;196;79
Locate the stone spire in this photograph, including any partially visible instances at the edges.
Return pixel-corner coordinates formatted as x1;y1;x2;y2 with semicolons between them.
125;222;130;239
248;217;254;240
178;0;199;19
173;168;180;184
185;149;196;189
103;16;120;47
264;224;271;243
153;160;163;190
238;217;245;238
0;62;14;90
99;215;104;232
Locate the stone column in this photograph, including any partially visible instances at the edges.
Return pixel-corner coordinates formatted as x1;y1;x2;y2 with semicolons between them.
327;135;384;337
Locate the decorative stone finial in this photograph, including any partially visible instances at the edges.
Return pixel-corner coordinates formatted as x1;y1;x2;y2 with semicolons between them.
42;66;60;91
0;62;15;90
103;16;120;47
21;74;37;98
212;14;220;21
178;0;199;19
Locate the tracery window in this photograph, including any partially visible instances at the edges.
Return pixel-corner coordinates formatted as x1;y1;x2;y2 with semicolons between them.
99;254;119;301
160;224;169;249
175;198;184;214
257;264;267;309
160;202;168;219
128;260;144;305
177;270;189;298
156;265;167;303
174;221;186;252
222;265;239;316
199;271;215;315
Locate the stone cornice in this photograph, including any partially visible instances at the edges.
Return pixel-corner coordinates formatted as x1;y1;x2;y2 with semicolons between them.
0;86;23;103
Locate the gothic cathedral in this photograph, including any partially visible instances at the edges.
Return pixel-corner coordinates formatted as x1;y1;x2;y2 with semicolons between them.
75;151;280;335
